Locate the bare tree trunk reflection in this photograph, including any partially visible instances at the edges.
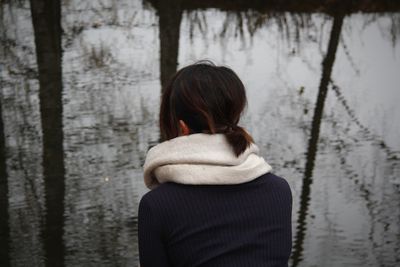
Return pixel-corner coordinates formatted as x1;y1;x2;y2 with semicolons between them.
0;99;10;266
151;0;183;91
30;0;65;266
291;13;344;267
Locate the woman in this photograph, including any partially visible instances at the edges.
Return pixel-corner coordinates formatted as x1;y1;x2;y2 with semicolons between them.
139;61;292;267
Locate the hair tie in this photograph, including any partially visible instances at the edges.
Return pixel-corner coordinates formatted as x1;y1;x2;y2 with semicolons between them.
226;124;239;133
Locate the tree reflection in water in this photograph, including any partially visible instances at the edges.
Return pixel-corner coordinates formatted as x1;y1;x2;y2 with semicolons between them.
30;0;65;266
0;0;399;266
291;13;344;267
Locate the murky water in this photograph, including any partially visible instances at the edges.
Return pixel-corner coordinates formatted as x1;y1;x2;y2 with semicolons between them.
1;0;400;266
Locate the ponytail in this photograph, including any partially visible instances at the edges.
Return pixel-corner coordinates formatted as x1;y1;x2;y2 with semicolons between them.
224;125;254;157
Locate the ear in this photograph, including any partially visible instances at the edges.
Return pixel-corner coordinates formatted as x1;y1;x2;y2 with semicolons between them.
179;120;190;135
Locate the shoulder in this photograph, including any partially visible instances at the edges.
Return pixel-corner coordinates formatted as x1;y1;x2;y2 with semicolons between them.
138;182;188;230
139;182;182;211
258;172;292;199
265;172;291;188
141;182;182;200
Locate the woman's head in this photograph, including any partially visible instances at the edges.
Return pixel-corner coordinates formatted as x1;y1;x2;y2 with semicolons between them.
159;60;254;156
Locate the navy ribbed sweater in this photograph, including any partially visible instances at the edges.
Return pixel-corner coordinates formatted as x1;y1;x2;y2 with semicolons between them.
138;172;292;267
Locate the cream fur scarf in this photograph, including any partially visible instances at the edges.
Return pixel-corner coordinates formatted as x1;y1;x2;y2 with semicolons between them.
143;133;272;189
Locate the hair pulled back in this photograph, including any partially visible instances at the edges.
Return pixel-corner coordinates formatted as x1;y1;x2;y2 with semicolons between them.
159;60;254;157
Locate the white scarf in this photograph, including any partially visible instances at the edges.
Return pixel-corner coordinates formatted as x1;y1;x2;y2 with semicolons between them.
143;133;272;189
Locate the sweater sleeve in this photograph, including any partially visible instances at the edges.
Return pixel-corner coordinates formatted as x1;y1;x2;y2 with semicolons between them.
138;195;171;267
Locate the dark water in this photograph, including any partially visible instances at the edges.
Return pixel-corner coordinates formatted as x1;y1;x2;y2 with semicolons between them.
1;0;400;266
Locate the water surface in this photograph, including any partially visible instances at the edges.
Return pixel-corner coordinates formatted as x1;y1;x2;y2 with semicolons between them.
1;0;399;266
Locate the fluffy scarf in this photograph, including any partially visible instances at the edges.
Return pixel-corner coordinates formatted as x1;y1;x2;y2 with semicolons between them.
143;133;272;189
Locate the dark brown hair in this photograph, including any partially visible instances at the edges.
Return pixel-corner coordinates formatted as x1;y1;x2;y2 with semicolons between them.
159;60;254;157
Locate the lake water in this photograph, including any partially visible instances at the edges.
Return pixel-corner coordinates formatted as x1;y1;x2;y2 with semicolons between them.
1;0;400;266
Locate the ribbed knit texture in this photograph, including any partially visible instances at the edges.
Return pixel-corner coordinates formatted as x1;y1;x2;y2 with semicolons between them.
138;172;292;267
